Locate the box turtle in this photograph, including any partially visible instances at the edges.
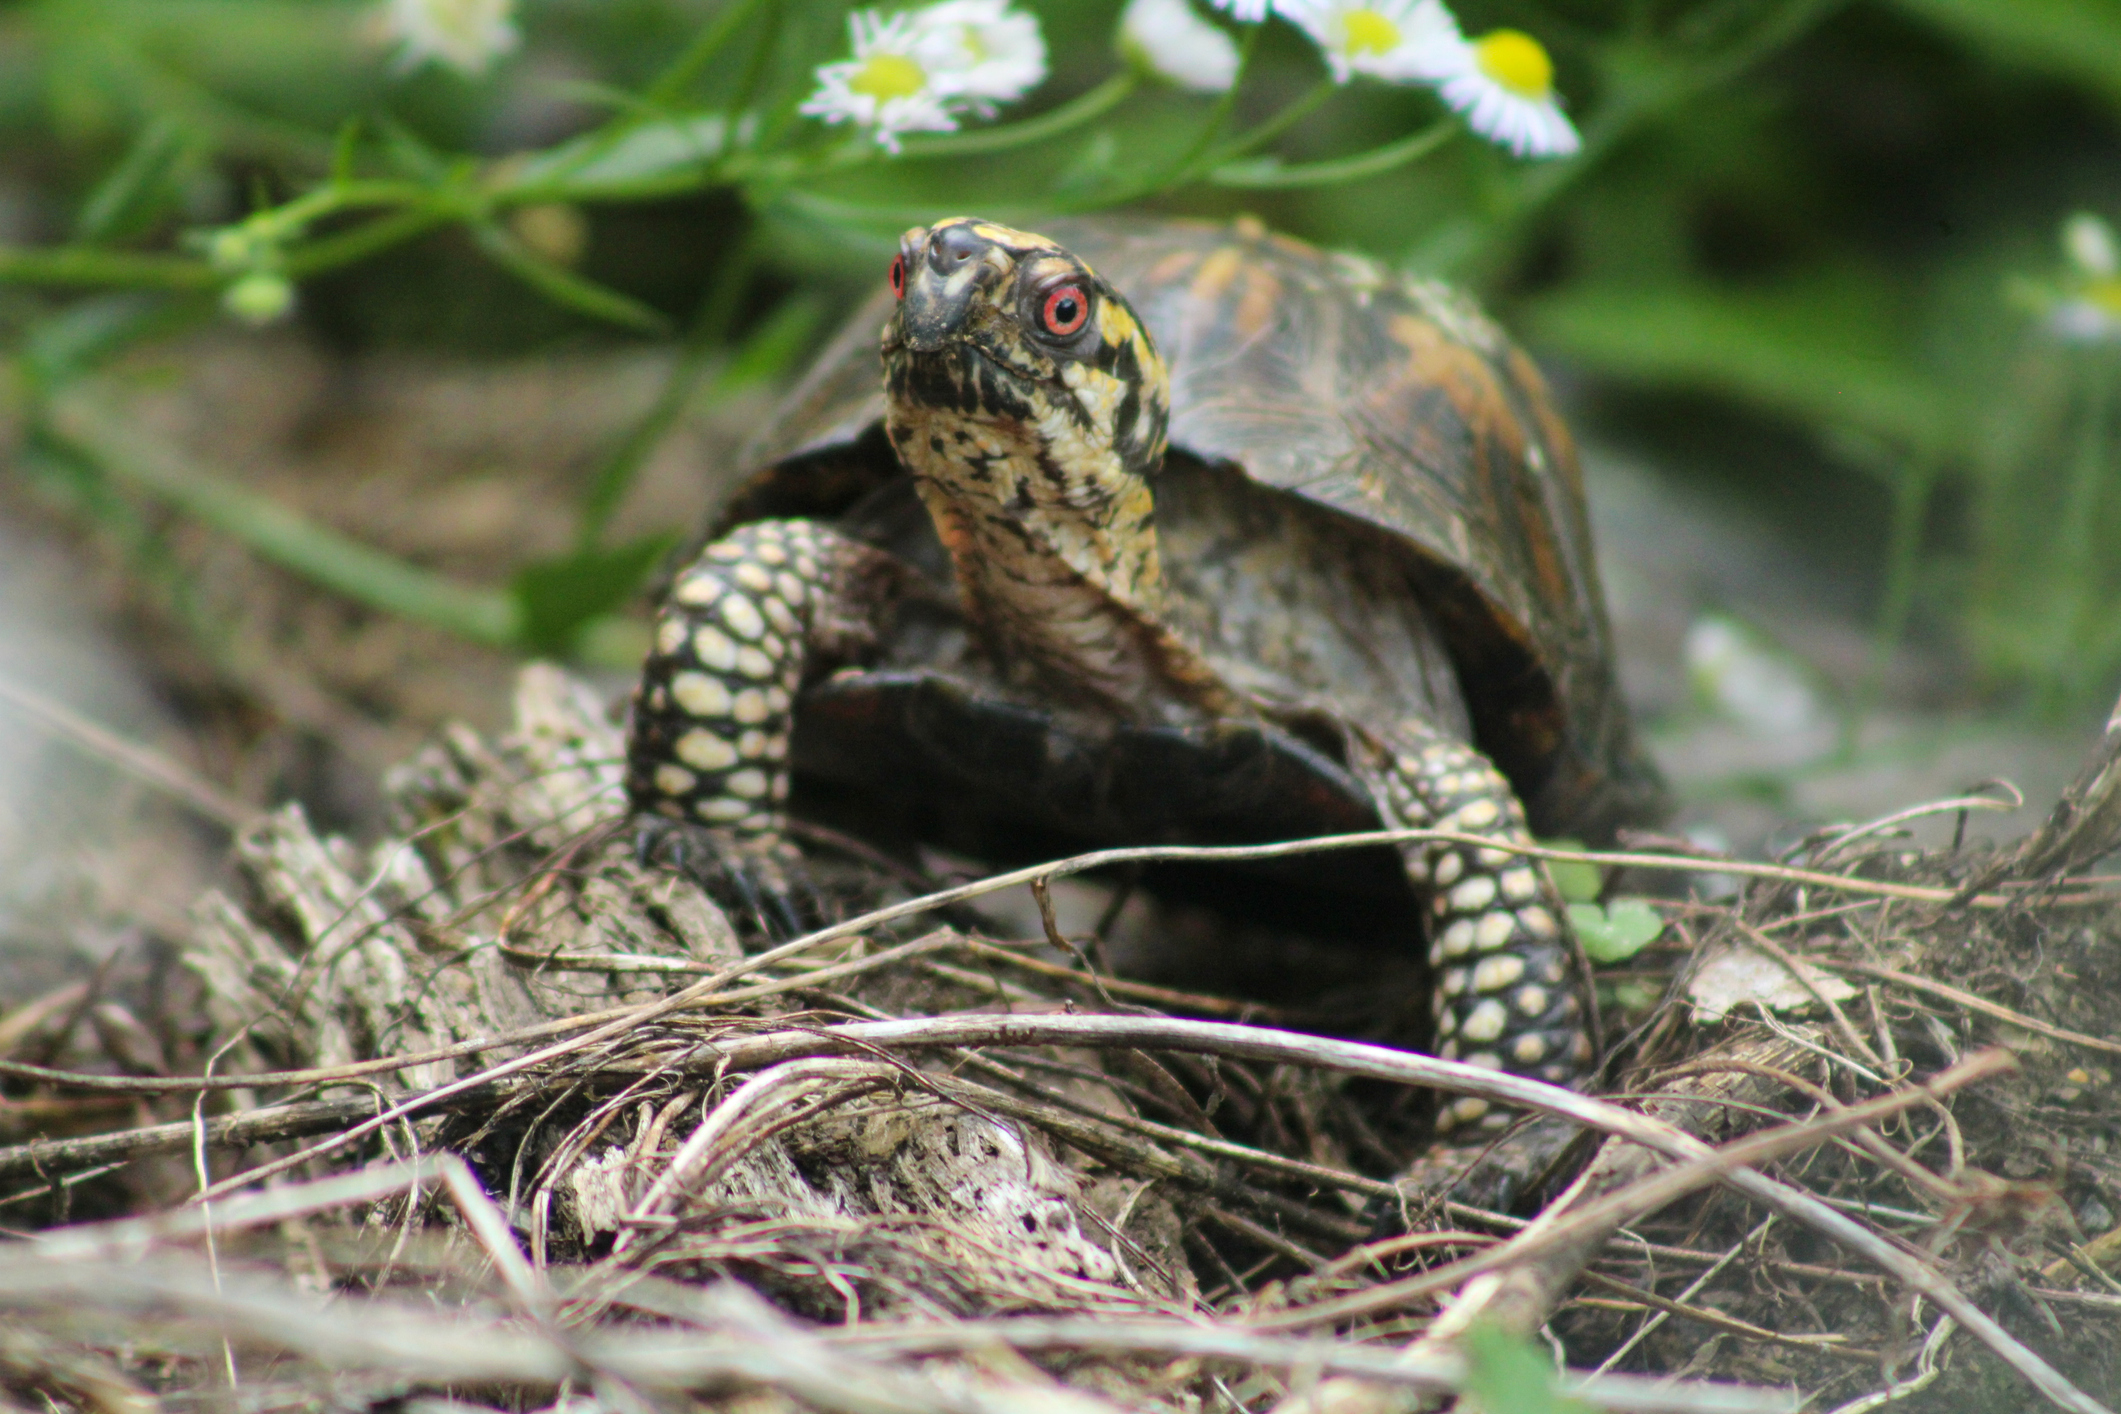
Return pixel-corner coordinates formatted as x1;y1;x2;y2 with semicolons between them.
626;215;1665;1130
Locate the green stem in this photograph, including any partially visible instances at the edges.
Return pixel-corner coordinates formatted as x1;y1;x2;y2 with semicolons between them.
1170;24;1265;176
897;72;1138;159
0;245;215;291
46;392;519;647
1204;78;1337;167
577;236;762;550
643;0;777;111
469;223;671;334
2055;356;2113;702
1849;456;1936;750
282;207;451;277
1210;117;1455;189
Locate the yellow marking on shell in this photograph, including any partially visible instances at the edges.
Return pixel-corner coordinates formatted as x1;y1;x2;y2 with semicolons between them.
1515;986;1550;1017
725;768;770;799
1189;245;1245;305
670;671;733;718
1463;1051;1503;1071
653;764;696;797
1500;867;1540;902
706;542;745;562
733;562;774;593
1449;1096;1491;1123
761;596;799;636
1518;906;1557;938
735;646;776;679
695;796;750;822
675;729;738;771
1513;1034;1548;1065
1433;852;1464;886
753;540;788;566
655;617;689;655
738;729;770;758
1233;260;1279;341
1438;918;1476;957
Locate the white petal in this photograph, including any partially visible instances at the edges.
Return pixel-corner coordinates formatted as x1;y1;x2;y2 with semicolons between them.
1433;48;1580;158
384;0;519;75
2066;213;2120;279
1120;0;1240;92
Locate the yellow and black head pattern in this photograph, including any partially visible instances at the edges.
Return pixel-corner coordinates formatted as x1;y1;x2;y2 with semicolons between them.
882;218;1170;490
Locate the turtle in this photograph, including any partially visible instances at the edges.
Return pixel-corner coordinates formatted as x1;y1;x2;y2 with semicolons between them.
624;215;1665;1131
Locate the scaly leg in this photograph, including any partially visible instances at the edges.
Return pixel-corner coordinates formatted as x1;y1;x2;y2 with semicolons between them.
1375;718;1593;1133
627;519;902;928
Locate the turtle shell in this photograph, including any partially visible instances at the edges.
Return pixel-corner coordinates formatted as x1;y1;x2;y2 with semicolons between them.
719;217;1664;846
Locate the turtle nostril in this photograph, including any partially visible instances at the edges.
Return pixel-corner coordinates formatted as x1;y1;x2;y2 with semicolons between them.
930;222;988;272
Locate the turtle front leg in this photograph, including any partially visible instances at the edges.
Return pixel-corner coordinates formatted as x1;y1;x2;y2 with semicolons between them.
1377;720;1593;1133
627;519;903;931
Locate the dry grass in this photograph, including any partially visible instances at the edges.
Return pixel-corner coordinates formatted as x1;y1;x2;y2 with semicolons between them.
4;667;2121;1414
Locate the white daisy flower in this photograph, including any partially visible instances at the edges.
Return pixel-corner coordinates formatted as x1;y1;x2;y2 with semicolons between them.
2047;213;2121;344
1276;0;1460;85
1119;0;1240;93
1203;0;1271;23
1431;27;1581;159
802;2;1045;152
2065;212;2119;280
912;0;1048;110
383;0;519;76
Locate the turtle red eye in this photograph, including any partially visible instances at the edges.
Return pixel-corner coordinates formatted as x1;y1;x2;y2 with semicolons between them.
1040;284;1089;337
889;255;906;300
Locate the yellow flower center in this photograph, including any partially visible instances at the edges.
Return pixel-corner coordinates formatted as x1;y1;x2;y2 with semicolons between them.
1474;29;1553;99
1340;9;1401;57
849;53;927;101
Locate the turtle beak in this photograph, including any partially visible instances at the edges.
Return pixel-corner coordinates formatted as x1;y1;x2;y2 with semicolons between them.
897;221;1008;353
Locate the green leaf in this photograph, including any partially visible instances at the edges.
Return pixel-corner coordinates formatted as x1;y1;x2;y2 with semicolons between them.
470;222;671;334
1568;898;1666;964
506;114;735;202
75;116;196;243
48;391;519;647
1539;839;1602;903
1460;1320;1595;1414
511;534;677;656
1891;0;2121;107
1527;272;1961;460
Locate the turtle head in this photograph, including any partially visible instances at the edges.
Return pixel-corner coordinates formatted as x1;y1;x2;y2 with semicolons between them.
882;218;1169;484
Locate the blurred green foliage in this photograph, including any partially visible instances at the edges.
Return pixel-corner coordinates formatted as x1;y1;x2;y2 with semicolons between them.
0;0;2117;709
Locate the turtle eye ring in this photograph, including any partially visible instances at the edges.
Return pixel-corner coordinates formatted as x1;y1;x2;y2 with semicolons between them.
1040;284;1089;337
889;255;906;300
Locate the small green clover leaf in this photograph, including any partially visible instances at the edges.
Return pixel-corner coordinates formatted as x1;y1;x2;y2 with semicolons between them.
1460;1319;1595;1414
1540;837;1603;903
1567;897;1665;963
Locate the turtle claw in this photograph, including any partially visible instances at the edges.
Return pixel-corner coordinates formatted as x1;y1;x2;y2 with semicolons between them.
635;818;818;942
